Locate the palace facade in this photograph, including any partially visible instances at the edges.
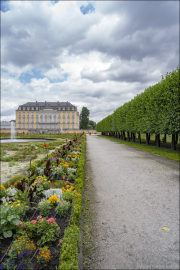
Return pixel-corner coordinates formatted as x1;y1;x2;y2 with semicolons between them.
15;101;79;133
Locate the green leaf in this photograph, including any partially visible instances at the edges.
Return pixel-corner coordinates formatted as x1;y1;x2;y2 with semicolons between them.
12;219;21;225
3;230;12;238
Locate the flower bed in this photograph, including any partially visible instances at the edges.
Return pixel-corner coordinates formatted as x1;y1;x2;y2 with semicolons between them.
0;133;86;270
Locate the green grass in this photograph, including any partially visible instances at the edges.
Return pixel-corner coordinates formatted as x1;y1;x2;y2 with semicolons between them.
98;135;180;162
0;134;73;162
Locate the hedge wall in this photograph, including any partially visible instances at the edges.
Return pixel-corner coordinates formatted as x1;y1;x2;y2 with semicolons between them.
96;67;180;143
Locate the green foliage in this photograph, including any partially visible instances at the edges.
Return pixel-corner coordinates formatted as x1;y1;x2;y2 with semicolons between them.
1;204;21;238
55;201;71;217
96;66;180;135
37;201;53;217
80;107;90;129
58;225;80;270
87;120;96;129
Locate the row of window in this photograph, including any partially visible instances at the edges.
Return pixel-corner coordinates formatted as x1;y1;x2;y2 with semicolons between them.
18;118;75;123
19;106;75;111
18;124;75;129
18;112;75;117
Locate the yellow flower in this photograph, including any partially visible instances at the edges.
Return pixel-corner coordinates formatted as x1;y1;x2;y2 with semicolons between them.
0;185;5;189
77;194;81;197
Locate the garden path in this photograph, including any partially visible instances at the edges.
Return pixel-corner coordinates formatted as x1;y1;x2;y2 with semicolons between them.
86;135;179;269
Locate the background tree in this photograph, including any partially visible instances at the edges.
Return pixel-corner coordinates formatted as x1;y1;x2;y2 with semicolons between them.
87;120;96;129
80;107;90;129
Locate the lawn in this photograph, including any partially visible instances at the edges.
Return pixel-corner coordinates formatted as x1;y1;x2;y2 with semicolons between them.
98;135;180;162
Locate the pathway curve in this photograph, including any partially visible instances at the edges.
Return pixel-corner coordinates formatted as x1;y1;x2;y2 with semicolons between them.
86;135;179;269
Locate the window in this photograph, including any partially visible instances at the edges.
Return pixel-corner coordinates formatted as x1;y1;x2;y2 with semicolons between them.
72;125;74;129
19;124;21;128
19;107;21;110
72;119;74;123
19;112;21;116
36;112;38;116
63;119;65;123
63;125;65;129
63;107;65;110
63;112;65;117
67;125;69;129
36;118;38;123
58;119;60;123
58;125;60;129
23;107;25;110
31;118;34;123
67;107;70;110
27;118;29;123
27;112;29;116
27;107;30;110
36;124;38;129
23;118;25;123
23;124;25;129
31;124;34;129
27;124;29;129
32;107;34;110
23;112;25;116
72;107;74;110
19;118;21;123
72;112;74;117
45;118;47;123
68;113;70;117
36;107;38;110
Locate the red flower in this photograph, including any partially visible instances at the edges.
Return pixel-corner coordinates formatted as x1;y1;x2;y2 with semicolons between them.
44;143;48;147
65;139;68;142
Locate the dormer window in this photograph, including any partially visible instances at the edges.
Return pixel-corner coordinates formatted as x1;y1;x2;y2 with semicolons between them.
32;107;34;110
67;107;70;110
63;107;65;110
72;107;74;110
23;107;25;110
19;107;21;110
27;107;30;110
36;107;38;110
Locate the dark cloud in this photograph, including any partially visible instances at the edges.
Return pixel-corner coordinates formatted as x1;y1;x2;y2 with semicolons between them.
1;1;179;123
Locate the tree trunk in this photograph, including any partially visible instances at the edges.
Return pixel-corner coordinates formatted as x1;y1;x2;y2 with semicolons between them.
175;134;178;144
127;132;130;141
148;133;150;142
156;134;160;147
109;132;110;137
171;134;176;150
123;131;126;140
146;133;149;145
118;132;120;139
164;134;166;143
138;133;141;144
132;133;135;142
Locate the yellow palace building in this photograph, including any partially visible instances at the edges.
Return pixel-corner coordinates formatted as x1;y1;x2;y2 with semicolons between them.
15;101;80;133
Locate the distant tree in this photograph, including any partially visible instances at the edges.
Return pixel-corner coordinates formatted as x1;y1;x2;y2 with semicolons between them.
80;107;90;129
87;120;96;129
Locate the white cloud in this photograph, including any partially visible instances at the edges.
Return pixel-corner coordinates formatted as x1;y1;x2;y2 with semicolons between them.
1;1;179;124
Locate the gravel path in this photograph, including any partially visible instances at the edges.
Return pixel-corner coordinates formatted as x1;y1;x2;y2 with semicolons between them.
86;135;179;269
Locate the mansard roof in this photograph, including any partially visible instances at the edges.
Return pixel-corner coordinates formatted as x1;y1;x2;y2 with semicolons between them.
19;101;75;107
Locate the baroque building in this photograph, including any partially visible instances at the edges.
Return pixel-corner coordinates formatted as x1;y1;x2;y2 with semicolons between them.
15;101;79;133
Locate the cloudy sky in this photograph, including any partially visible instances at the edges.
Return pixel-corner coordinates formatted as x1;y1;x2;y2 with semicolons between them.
1;1;179;123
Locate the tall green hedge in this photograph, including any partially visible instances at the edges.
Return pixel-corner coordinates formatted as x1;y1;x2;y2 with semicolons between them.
97;66;180;135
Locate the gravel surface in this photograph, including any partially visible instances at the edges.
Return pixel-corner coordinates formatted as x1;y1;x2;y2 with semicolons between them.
86;135;179;269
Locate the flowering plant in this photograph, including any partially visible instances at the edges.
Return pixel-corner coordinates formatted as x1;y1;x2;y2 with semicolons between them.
38;201;52;217
37;246;51;266
43;188;63;200
55;201;71;217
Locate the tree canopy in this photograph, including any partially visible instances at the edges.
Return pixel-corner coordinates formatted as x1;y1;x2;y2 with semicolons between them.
80;107;90;129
